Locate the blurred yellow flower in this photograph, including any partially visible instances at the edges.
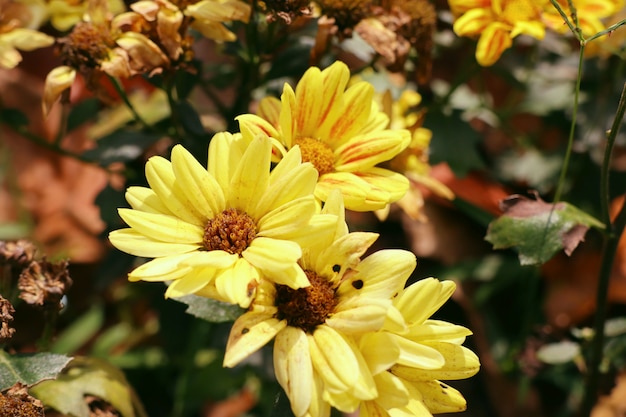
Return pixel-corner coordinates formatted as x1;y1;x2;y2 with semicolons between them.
183;0;251;42
238;61;411;212
542;0;622;39
109;133;336;308
360;278;480;417
0;1;54;69
45;0;126;31
224;191;417;417
377;90;454;222
450;0;547;66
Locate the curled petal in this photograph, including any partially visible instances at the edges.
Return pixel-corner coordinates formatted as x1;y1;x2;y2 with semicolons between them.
43;66;76;115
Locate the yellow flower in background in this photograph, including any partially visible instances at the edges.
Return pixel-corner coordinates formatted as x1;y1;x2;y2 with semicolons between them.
224;191;417;417
45;0;126;31
183;0;251;42
109;133;336;308
237;61;411;212
377;90;454;222
0;1;54;69
542;0;621;39
359;278;480;417
450;0;547;66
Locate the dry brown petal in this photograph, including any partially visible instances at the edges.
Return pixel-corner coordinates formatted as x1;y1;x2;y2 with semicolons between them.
18;258;72;307
0;295;15;341
0;383;44;417
0;240;37;268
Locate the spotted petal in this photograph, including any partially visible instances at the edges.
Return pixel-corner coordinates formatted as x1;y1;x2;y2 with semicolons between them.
224;311;286;367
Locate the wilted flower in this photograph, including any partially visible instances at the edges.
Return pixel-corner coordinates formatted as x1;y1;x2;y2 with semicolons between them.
0;296;15;341
359;278;480;417
18;258;72;308
238;61;411;211
0;240;37;268
0;0;54;69
109;133;336;308
45;0;126;31
224;191;417;417
449;0;547;66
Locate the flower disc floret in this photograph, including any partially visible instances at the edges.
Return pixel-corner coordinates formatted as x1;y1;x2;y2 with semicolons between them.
203;208;256;254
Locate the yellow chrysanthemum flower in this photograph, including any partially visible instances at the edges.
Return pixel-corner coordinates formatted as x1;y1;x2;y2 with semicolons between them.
237;61;411;212
45;0;126;31
450;0;547;66
0;0;54;69
359;278;480;417
109;133;337;308
223;191;417;417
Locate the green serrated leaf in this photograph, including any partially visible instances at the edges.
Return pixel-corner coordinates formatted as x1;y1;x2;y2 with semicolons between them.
173;294;243;323
537;341;580;364
0;351;72;390
485;194;604;265
30;357;138;417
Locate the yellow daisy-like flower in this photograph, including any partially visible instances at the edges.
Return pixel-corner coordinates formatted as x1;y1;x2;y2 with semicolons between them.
109;133;336;308
183;0;251;42
45;0;126;31
0;0;54;69
359;278;480;417
450;0;547;66
237;61;411;212
223;191;417;417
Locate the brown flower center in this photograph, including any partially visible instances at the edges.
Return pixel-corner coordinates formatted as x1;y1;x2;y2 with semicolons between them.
57;21;115;69
275;270;337;332
294;137;335;176
203;209;257;255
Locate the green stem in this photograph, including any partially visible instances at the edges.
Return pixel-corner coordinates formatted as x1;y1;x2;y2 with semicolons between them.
107;75;151;130
553;45;585;202
38;306;59;351
581;83;626;417
53;97;71;146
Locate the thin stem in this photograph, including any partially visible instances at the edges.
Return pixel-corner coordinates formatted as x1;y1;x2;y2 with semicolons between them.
106;75;151;130
549;0;581;41
553;45;585;202
53;95;71;146
581;83;626;417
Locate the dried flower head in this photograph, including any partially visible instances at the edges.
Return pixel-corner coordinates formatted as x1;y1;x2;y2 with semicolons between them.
0;295;15;341
261;0;312;24
317;0;372;36
0;383;44;417
18;259;72;308
0;240;37;269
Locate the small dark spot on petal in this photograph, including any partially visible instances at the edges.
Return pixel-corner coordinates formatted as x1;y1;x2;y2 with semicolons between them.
352;279;364;290
332;264;340;273
440;383;447;389
242;328;249;334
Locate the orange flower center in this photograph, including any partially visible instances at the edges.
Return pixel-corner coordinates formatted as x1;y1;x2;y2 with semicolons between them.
203;209;257;255
275;270;337;332
294;137;335;176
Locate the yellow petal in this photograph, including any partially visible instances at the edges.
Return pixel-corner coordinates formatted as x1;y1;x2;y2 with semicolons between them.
327;298;389;333
116;31;169;73
171;145;225;220
274;327;313;417
334;130;411;172
258;96;282;127
373;372;409;410
412;380;467;414
185;0;251;23
1;28;54;51
280;84;297;148
257;197;318;238
237;114;281;143
337;249;415;300
126;186;173;214
309;326;359;391
476;22;513;66
357;167;410;204
321;81;374;147
224;311;286;367
313;232;379;279
208;132;244;191
214;257;260;307
43;66;76;115
128;253;194;282
109;229;200;257
390;335;446;369
359;332;400;375
118;208;204;243
243;238;308;288
178;250;239;268
392;342;480;381
255;164;318;218
293;66;324;138
395;279;456;326
228;134;271;215
164;266;218;298
452;8;494;37
404;320;472;343
145;155;205;225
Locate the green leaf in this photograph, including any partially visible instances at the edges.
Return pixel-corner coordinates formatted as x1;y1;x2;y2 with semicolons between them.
50;304;105;354
424;109;485;177
82;130;163;165
173;294;243;323
0;108;29;128
0;351;72;390
172;101;206;138
30;357;139;417
485;193;605;265
537;341;580;364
